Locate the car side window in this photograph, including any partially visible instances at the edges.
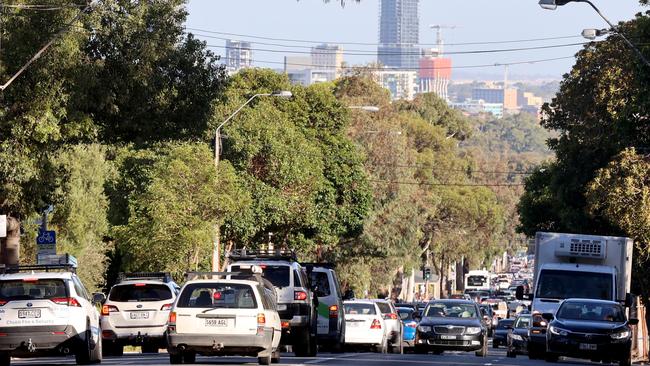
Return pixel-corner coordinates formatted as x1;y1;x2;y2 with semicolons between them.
71;276;90;301
293;270;302;287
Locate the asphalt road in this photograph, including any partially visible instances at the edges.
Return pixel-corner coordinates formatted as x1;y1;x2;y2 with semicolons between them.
9;347;617;366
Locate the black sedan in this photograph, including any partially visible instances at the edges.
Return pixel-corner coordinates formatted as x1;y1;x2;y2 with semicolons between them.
507;314;531;358
414;300;488;357
544;298;638;366
493;318;514;348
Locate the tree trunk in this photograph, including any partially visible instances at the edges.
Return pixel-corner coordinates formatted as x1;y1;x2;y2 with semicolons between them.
391;266;404;301
0;217;20;265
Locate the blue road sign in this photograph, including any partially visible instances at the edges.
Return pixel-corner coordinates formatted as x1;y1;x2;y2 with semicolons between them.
36;230;56;245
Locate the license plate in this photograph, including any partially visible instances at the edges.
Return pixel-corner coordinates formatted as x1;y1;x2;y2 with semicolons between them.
440;335;457;340
579;343;597;351
130;312;149;320
205;318;231;327
347;321;360;328
277;304;287;311
18;309;41;319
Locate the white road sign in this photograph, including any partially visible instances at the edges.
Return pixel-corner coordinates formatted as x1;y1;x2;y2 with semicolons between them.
0;215;6;238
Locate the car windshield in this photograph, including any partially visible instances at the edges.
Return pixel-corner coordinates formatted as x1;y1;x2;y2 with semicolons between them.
177;283;257;309
536;270;612;300
345;303;376;315
0;279;67;301
109;284;172;302
556;302;626;322
514;316;531;328
232;265;290;288
425;302;478;318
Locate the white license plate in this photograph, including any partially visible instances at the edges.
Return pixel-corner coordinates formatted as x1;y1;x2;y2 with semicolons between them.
130;312;149;320
277;304;287;311
579;343;597;351
18;309;41;319
205;318;231;327
440;335;457;340
347;322;360;328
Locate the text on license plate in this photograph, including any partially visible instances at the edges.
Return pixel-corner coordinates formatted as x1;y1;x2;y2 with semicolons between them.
440;335;457;340
130;312;149;320
205;319;230;327
579;343;597;351
347;321;360;327
18;309;41;319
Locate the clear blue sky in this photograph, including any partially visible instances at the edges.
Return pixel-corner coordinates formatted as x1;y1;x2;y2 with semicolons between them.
186;0;646;80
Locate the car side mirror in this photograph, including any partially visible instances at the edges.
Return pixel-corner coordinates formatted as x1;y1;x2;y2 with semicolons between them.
92;292;106;304
541;313;554;321
628;318;639;326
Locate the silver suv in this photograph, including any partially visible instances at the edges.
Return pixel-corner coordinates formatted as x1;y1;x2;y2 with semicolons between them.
100;272;179;355
228;249;318;357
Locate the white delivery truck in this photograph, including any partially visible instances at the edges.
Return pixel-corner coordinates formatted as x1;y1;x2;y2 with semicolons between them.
521;232;634;358
464;270;492;293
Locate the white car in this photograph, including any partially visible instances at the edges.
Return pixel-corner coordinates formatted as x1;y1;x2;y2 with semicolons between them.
371;299;403;353
343;300;388;353
167;270;281;365
100;272;179;355
0;257;103;365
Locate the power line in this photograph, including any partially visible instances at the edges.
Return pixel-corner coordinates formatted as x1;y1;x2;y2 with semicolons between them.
186;27;584;47
206;41;589;57
369;179;525;187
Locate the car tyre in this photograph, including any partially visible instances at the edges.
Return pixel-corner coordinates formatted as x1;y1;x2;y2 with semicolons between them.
76;324;102;365
271;349;281;364
414;345;428;354
294;328;317;357
0;352;10;366
169;353;183;364
375;337;388;354
141;344;159;354
258;354;272;365
475;336;488;357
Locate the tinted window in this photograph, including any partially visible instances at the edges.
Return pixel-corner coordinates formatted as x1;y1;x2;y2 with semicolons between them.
177;283;257;309
514;316;531;328
425;302;478;318
232;265;290;288
556;302;626;322
309;272;331;297
0;279;67;301
344;303;376;315
497;319;515;329
109;284;172;302
537;270;612;300
468;276;487;286
375;302;392;314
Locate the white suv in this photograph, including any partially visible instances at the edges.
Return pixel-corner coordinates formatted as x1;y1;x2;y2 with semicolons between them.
0;258;103;365
100;272;179;355
167;270;281;365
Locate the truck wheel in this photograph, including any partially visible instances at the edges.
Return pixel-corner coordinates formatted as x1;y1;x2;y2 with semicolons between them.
0;352;10;366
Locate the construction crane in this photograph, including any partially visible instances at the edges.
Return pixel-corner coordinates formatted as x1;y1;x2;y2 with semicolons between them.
429;25;458;56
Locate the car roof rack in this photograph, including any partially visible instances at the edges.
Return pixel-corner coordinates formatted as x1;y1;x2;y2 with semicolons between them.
117;272;175;283
227;248;298;262
0;264;76;274
184;270;275;290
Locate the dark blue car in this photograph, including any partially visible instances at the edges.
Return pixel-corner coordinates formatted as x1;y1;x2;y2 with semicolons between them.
397;307;418;349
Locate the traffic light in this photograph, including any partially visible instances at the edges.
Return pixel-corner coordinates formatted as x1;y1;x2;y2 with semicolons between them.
423;267;432;281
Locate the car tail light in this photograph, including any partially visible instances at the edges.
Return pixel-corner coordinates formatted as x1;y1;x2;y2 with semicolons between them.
134;283;146;287
101;305;119;315
160;303;173;311
257;313;266;325
370;319;382;329
0;300;7;306
51;297;81;307
294;291;308;301
329;305;339;318
168;311;177;325
384;313;398;320
281;321;290;329
0;333;7;337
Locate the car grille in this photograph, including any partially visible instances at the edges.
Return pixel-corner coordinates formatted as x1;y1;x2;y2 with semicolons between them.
567;332;610;343
429;339;471;346
434;326;465;335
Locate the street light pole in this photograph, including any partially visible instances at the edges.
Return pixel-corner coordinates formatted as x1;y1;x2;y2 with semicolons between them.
539;0;650;68
212;91;292;272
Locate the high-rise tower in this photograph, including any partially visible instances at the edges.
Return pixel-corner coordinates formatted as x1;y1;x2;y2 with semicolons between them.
378;0;420;69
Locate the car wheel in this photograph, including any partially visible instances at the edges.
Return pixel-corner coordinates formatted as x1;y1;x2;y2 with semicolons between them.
294;328;317;357
258;354;272;365
183;352;196;364
76;323;100;365
271;349;281;364
169;353;183;364
375;337;388;354
475;336;488;357
141;344;159;354
414;345;428;354
0;352;10;366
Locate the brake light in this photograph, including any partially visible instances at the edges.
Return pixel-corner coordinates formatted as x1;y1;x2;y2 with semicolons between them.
257;313;266;325
134;283;146;287
370;319;382;329
51;297;81;307
385;313;398;320
168;312;177;325
0;300;7;306
329;305;338;318
160;303;172;311
52;331;66;335
281;321;290;329
22;278;38;282
0;333;7;337
101;305;119;315
294;291;308;301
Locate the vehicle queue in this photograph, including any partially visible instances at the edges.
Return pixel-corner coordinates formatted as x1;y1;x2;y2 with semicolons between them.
0;250;639;366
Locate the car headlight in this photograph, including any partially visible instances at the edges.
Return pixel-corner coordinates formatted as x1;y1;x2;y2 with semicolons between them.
418;325;432;332
511;334;523;341
465;327;482;335
549;326;569;337
611;330;631;340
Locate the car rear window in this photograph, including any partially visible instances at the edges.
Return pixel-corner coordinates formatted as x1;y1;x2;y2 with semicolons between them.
375;302;392;314
109;284;172;302
497;320;514;329
309;271;331;297
177;283;257;309
231;265;290;288
0;279;67;301
345;303;376;315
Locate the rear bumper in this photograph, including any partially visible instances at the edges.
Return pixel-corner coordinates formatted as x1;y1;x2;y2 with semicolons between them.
0;325;83;356
168;329;273;356
101;323;167;344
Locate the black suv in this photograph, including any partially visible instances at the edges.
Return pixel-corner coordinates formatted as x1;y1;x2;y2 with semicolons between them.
228;249;318;356
414;299;488;357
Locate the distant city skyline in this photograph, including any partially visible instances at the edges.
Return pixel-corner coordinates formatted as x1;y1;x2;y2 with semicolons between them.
187;0;646;80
